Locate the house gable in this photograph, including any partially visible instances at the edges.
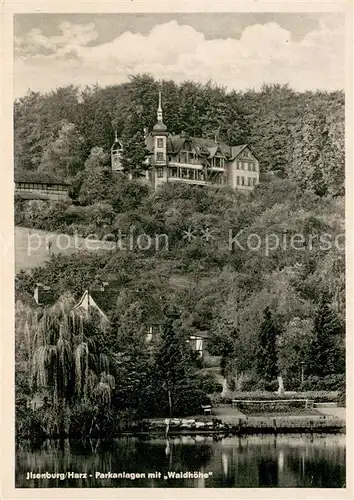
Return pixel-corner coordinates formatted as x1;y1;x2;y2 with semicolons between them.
73;290;110;323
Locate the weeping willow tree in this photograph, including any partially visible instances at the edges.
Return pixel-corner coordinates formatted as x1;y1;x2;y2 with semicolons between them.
27;293;115;436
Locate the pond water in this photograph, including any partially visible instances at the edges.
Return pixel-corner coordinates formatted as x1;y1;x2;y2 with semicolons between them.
16;433;345;488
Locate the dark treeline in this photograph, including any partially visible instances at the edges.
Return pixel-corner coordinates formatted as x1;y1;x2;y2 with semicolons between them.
14;74;344;196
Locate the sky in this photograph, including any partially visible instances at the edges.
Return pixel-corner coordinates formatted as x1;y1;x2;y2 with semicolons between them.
13;13;345;97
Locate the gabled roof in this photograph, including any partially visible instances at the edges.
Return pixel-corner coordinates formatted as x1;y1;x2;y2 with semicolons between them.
73;290;110;322
142;132;258;164
229;144;260;161
229;144;248;160
166;135;231;158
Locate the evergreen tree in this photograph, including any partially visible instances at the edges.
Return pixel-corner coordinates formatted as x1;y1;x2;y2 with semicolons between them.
121;119;149;178
309;299;345;376
78;147;112;205
156;310;193;417
256;307;279;381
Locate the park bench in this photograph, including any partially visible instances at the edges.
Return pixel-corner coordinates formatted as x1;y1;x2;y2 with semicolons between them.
201;404;212;415
232;399;314;410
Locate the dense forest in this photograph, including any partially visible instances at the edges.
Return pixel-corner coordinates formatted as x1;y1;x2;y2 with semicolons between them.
14;75;345;437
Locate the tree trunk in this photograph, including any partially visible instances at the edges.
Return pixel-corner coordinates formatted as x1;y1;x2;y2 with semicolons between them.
168;389;172;418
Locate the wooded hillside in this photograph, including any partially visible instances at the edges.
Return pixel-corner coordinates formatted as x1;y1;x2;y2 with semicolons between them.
15;75;345;399
14;74;344;196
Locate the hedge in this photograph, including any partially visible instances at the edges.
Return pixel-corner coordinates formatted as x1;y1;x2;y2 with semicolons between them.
210;391;338;405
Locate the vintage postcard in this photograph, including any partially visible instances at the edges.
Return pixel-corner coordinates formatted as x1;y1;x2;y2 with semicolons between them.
1;1;353;499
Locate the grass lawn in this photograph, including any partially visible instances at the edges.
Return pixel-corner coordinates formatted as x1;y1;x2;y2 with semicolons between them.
15;226;114;273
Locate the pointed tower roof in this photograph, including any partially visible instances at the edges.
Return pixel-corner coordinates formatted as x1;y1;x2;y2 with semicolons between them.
111;130;123;150
152;86;168;134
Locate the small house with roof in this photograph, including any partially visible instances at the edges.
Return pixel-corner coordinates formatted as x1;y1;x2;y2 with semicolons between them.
111;91;260;191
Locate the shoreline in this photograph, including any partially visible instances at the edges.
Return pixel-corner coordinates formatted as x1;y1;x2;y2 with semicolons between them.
16;417;346;441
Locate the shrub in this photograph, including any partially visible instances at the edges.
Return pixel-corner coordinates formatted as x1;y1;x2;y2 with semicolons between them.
69;402;96;436
336;377;346;407
172;385;210;416
264;380;279;392
300;374;344;391
197;373;223;394
337;387;346;407
15;398;43;439
226;376;236;391
253;378;279;392
237;373;260;391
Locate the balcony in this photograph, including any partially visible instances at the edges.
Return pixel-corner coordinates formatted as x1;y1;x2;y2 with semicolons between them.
168;177;206;186
169;161;203;170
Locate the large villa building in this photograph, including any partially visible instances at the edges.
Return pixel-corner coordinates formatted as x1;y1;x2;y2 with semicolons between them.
111;92;260;191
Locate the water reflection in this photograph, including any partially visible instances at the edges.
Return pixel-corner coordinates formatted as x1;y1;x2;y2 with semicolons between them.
16;434;345;488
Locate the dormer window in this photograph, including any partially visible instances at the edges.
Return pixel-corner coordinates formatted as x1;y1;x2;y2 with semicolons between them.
179;151;187;163
157;138;164;148
212;156;225;168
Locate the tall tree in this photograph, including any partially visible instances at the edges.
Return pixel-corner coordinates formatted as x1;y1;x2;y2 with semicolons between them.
78;147;112;204
39;120;84;180
256;307;280;381
156;310;193;417
308;298;345;376
121;118;149;178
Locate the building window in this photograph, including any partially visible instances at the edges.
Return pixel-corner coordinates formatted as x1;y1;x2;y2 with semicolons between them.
156;152;164;162
157;138;164;148
157;168;164;178
214;156;225;168
248;177;252;186
179;152;187;163
241;177;245;186
236;176;240;185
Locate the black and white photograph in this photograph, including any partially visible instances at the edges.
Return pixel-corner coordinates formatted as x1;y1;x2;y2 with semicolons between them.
1;1;351;496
